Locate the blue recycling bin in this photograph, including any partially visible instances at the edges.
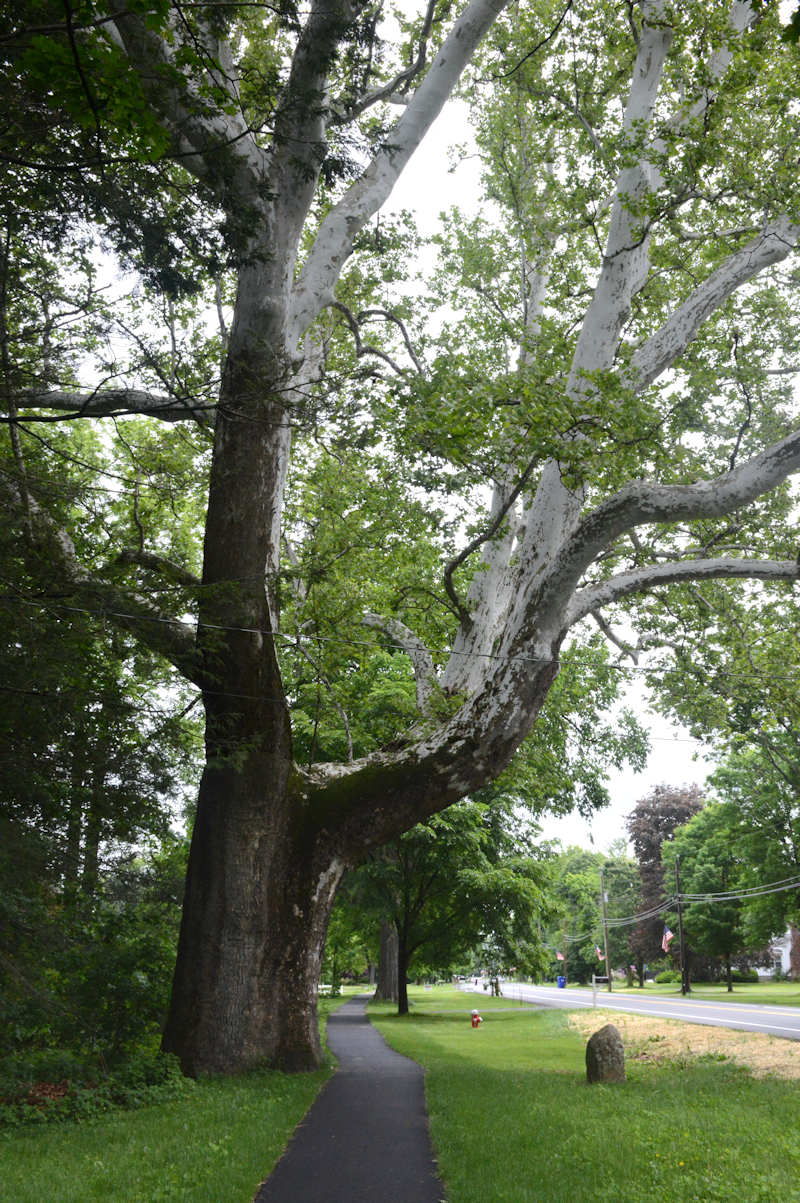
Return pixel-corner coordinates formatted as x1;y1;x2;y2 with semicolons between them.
557;975;566;988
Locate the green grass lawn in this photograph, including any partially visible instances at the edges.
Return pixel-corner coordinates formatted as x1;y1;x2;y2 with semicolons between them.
551;980;800;1006
1;998;346;1203
371;986;800;1203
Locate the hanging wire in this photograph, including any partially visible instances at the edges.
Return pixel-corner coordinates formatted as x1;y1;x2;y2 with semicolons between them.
12;596;800;687
549;871;800;955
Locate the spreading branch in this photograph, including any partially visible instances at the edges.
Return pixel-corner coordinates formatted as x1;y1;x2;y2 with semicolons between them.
363;612;438;717
629;217;800;392
107;1;267;201
537;421;800;620
289;0;510;342
8;388;215;424
1;472;201;681
568;558;800;628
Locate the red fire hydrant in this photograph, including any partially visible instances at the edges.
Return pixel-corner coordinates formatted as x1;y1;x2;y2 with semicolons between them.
471;1010;483;1028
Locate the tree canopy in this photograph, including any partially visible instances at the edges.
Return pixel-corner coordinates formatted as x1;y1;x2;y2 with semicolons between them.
4;0;800;1075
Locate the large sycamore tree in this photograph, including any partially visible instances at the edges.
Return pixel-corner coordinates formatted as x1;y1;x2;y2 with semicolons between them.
4;0;800;1074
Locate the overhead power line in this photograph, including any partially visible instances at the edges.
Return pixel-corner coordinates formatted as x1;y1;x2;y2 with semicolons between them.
552;871;800;954
11;597;800;688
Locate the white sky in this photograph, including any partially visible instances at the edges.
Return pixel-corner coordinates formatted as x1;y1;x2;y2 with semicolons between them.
381;97;712;855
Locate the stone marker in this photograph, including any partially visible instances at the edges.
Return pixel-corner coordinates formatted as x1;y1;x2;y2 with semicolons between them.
585;1023;626;1084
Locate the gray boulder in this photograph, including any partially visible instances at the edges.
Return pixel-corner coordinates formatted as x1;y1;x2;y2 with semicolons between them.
586;1023;626;1084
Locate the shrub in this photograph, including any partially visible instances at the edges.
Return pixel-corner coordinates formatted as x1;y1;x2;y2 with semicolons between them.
654;969;681;984
0;1050;191;1130
731;968;759;983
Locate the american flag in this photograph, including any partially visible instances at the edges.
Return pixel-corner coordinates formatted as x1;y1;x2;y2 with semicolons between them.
595;945;605;960
556;951;565;961
662;926;675;952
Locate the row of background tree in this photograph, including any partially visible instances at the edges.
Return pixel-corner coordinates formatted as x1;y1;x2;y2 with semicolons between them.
321;779;800;1004
530;782;800;993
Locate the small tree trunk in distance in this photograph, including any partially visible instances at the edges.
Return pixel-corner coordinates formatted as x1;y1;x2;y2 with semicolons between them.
790;926;800;979
81;778;103;896
374;920;398;1002
725;953;733;992
397;938;410;1016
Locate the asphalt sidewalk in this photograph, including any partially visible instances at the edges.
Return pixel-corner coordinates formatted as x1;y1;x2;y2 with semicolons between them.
254;995;446;1202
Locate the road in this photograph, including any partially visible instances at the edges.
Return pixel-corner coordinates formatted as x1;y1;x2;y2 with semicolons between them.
460;981;800;1041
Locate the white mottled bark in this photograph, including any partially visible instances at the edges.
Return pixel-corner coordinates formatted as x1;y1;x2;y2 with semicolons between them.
19;389;214;423
629;218;800;391
290;0;510;346
568;558;800;627
567;3;672;388
439;475;521;697
363;613;438;716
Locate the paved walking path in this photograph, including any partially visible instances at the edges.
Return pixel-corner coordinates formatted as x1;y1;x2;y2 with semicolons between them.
254;995;446;1202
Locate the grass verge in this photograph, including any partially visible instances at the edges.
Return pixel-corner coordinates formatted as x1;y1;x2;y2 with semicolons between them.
562;980;800;1007
1;997;345;1203
371;987;800;1203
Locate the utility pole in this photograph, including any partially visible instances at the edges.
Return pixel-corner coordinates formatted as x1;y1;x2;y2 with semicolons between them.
675;854;690;995
562;919;568;987
599;867;612;992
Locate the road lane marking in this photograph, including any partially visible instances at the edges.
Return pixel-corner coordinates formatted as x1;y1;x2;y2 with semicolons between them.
504;988;800;1017
499;990;800;1036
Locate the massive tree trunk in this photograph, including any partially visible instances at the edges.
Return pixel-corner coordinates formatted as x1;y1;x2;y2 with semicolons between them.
162;299;335;1070
162;762;346;1072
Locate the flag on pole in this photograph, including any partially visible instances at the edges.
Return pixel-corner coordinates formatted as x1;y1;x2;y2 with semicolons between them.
662;926;675;952
595;945;605;960
556;951;565;961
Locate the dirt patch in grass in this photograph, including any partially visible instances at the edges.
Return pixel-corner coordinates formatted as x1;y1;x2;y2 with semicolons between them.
568;1008;800;1079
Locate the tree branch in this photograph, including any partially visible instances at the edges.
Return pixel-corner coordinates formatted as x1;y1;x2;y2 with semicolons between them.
548;422;800;611
266;0;358;251
330;301;413;376
590;609;640;663
629;217;800;391
10;388;215;424
363;612;438;717
115;548;201;588
290;0;510;342
357;308;425;375
443;456;538;626
568;558;800;627
569;1;755;390
567;2;673;386
107;2;268;202
341;0;439;121
1;471;201;681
